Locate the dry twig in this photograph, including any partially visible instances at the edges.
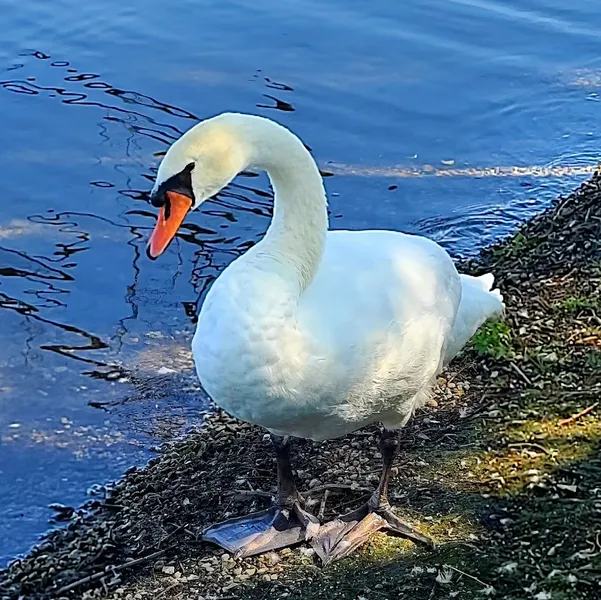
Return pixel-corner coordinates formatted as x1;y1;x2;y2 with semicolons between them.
558;402;599;426
53;548;170;595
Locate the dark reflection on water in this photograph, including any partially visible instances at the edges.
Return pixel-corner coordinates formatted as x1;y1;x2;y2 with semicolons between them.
2;0;601;566
0;48;296;564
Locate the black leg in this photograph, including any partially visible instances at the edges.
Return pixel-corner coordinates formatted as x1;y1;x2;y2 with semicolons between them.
202;432;319;557
312;427;433;564
368;428;399;510
271;435;300;506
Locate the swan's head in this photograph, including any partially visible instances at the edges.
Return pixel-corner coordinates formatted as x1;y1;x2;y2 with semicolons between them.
146;113;252;259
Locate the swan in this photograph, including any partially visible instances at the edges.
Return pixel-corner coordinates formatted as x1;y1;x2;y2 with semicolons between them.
146;112;504;563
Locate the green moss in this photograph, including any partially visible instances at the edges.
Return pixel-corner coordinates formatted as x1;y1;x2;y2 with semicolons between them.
558;294;599;313
508;232;531;252
491;231;539;260
523;346;562;375
585;349;601;368
458;414;601;497
469;319;514;359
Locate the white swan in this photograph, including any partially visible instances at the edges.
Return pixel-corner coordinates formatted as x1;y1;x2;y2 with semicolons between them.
146;112;504;563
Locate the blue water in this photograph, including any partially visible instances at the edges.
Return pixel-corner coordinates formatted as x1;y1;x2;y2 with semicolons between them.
2;0;601;566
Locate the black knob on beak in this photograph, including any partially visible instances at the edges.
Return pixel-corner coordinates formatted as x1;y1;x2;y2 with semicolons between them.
150;192;166;208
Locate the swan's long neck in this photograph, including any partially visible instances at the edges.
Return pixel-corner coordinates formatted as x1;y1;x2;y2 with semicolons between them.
243;119;329;291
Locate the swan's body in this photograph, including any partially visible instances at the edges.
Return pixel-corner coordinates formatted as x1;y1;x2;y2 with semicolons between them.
195;230;467;441
147;112;504;559
183;114;503;442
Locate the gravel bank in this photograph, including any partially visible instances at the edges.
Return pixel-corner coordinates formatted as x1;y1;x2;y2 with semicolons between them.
2;173;601;600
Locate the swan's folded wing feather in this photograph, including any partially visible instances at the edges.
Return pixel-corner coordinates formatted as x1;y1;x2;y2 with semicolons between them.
443;273;505;365
297;229;462;373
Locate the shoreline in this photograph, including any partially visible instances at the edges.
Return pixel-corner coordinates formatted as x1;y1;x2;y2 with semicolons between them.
2;174;601;600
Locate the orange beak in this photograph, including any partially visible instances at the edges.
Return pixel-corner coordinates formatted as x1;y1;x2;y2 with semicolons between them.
146;191;193;259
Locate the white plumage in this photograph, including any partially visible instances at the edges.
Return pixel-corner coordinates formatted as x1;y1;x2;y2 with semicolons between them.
149;112;505;559
174;113;504;441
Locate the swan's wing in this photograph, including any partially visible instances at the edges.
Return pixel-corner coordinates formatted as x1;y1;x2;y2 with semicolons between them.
298;230;462;376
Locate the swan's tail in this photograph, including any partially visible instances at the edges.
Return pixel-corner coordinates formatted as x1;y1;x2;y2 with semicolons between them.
444;273;505;365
